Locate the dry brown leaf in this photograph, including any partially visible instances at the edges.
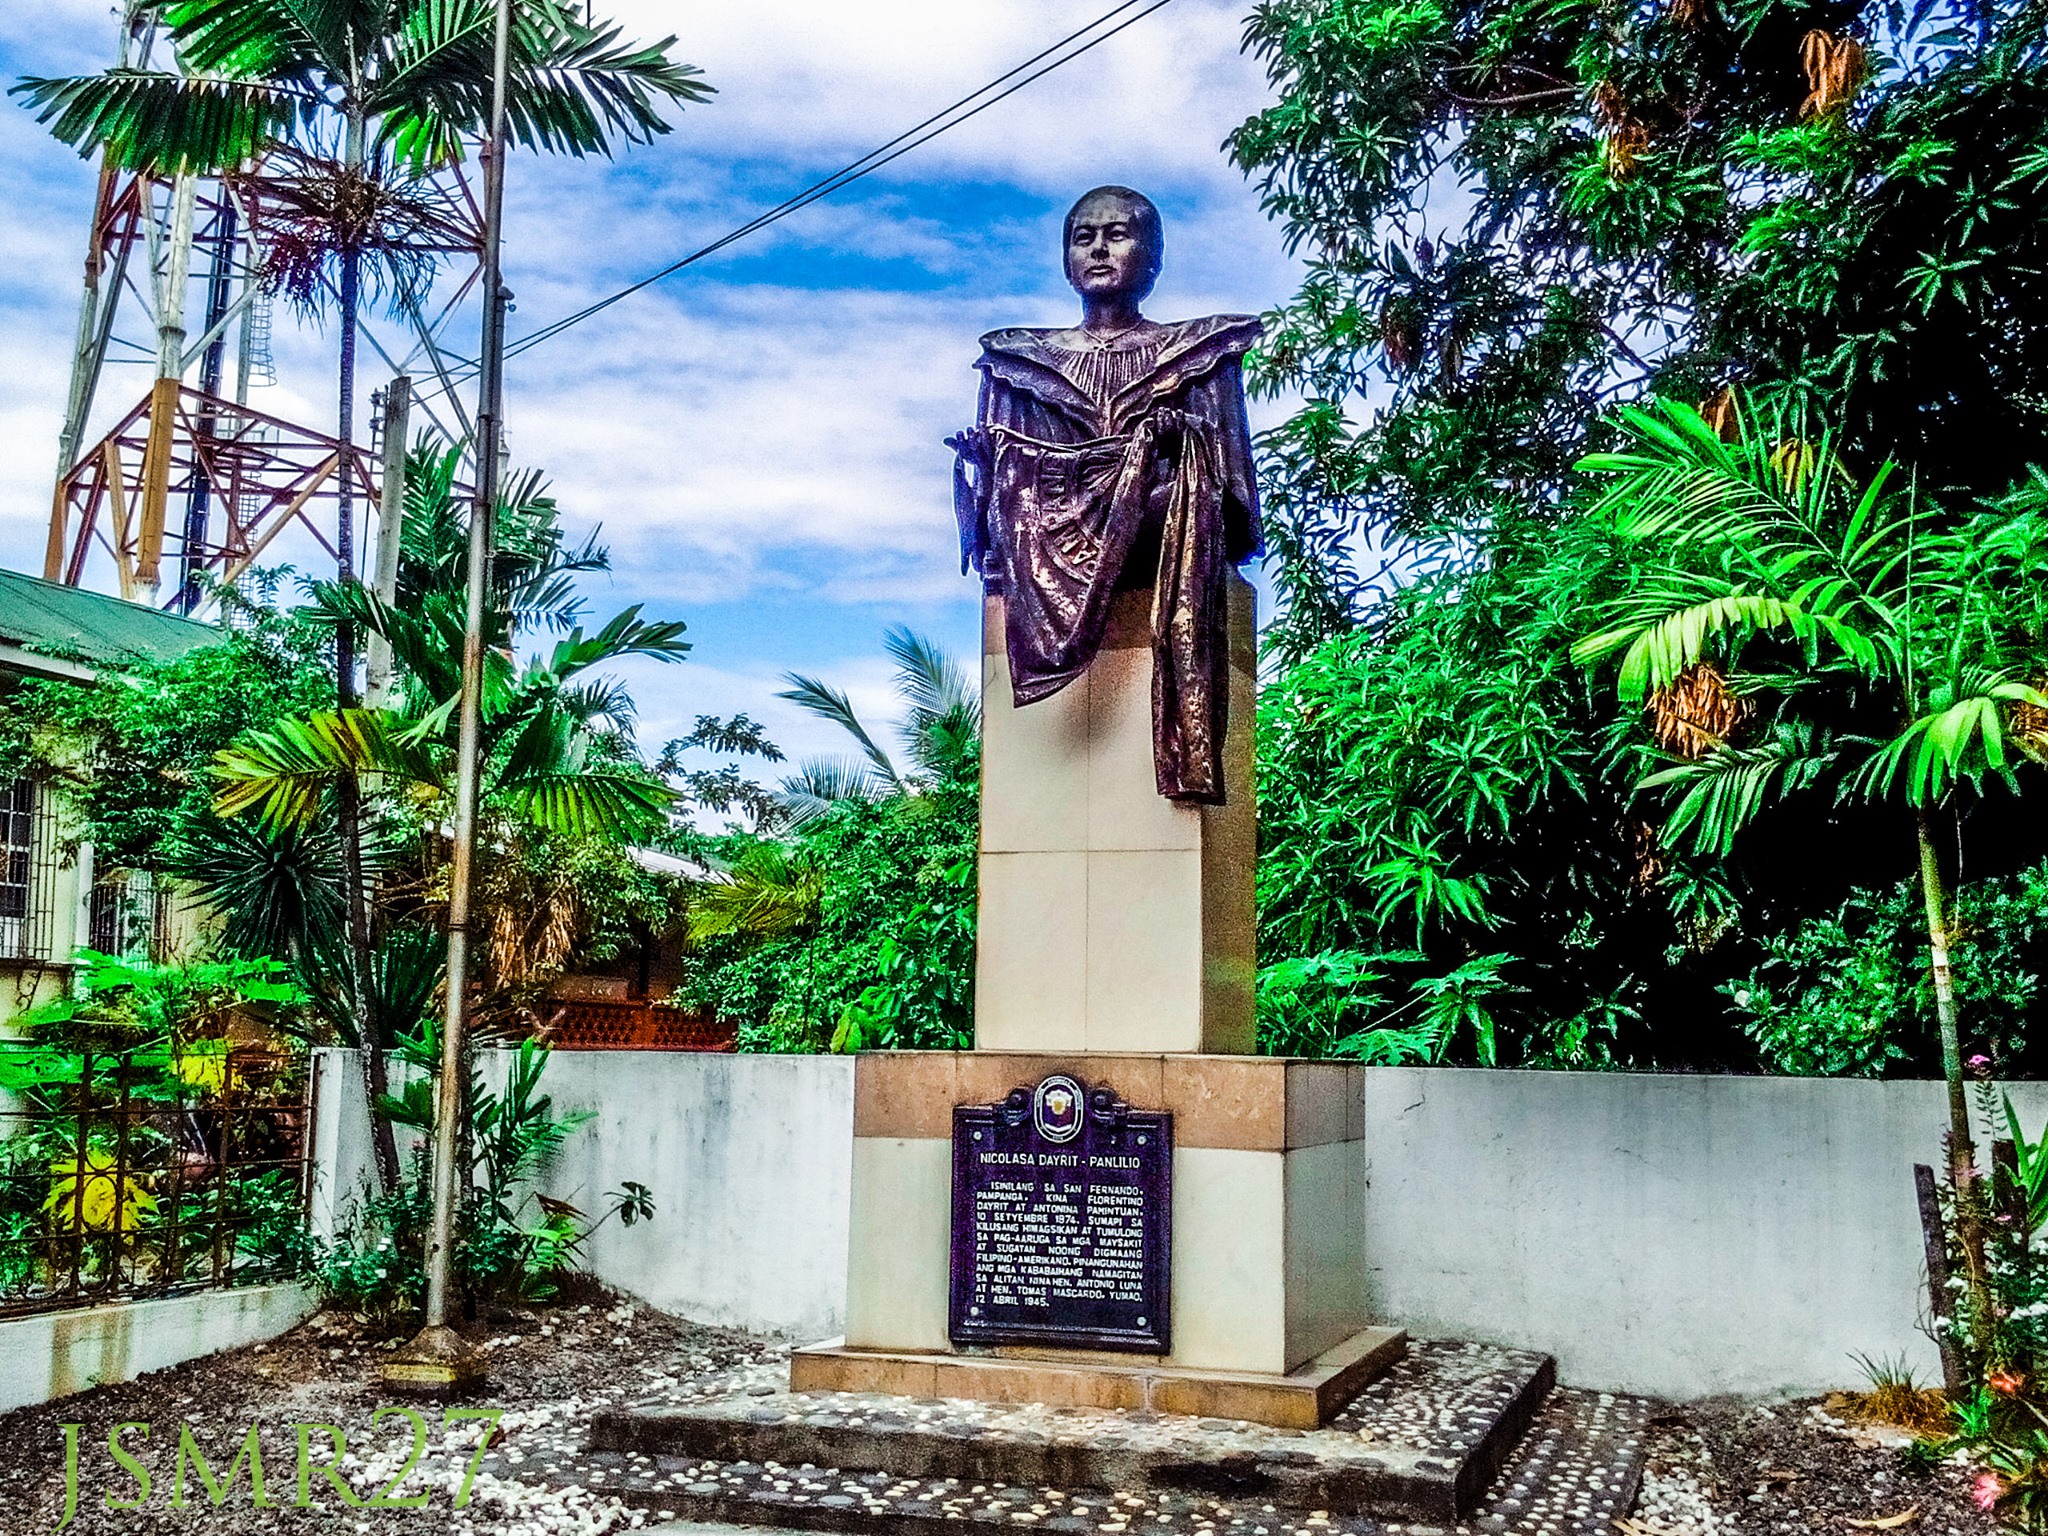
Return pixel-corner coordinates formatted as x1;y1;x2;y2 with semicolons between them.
1699;386;1738;440
1799;30;1869;120
1845;1508;1920;1530
2010;676;2048;750
1647;660;1747;760
1592;79;1652;178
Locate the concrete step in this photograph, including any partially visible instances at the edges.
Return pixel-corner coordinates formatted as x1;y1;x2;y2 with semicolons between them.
490;1370;1651;1536
585;1340;1562;1524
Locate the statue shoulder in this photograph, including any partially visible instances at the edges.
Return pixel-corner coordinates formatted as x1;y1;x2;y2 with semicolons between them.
972;328;1094;416
977;326;1064;361
1155;314;1263;359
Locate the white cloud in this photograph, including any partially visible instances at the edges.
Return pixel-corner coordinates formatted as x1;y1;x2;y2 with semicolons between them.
0;0;1304;710
617;0;1275;192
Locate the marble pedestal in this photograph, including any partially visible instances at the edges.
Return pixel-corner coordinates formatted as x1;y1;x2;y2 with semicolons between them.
799;1050;1400;1427
801;575;1400;1428
976;577;1257;1054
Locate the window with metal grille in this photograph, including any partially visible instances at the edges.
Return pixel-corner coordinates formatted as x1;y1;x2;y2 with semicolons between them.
0;779;54;962
89;870;162;961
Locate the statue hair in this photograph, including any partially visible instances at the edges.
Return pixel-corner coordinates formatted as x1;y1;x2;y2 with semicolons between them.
1064;186;1164;288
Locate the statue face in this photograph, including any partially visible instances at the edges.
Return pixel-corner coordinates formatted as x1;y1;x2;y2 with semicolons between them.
1065;191;1159;305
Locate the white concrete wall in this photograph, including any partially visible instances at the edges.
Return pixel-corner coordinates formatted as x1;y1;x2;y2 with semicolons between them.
310;1048;854;1342
0;1283;317;1413
1358;1069;2046;1399
309;1050;2022;1400
529;1051;854;1340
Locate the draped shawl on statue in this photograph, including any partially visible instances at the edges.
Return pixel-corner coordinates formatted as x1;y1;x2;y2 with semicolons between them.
948;314;1262;804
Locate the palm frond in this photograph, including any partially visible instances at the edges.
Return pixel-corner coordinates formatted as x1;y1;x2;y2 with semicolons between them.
777;674;902;788
884;625;981;778
213;708;446;829
557;676;636;731
1612;592;1808;701
1640;722;1839;856
686;842;821;943
367;0;712;165
777;756;884;827
1854;674;2048;804
163;0;349;82
885;625;979;732
492;764;672;841
311;577;474;703
542;605;690;679
1579;395;1912;632
10;71;306;173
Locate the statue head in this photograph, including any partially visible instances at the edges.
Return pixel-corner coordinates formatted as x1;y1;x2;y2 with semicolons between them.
1064;186;1163;308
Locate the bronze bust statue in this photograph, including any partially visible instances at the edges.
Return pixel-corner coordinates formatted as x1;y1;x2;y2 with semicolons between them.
949;187;1261;804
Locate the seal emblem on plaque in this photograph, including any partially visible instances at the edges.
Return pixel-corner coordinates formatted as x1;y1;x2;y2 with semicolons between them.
1032;1073;1084;1143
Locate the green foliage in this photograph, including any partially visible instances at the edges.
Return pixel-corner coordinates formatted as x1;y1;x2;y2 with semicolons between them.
1255;499;1722;1064
1229;0;2048;1076
212;586;688;845
681;630;980;1054
323;1038;651;1321
1918;1090;2048;1528
12;0;713;176
183;433;691;1026
16;950;307;1052
1257;950;1410;1057
1231;0;2048;636
688;786;979;1054
833;855;976;1053
0;1009;314;1309
1575;396;2048;838
1724;862;2048;1076
0;601;332;870
162;814;354;964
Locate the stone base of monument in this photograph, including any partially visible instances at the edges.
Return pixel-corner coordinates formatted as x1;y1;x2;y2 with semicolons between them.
844;1051;1386;1426
786;1324;1406;1429
565;1341;1647;1535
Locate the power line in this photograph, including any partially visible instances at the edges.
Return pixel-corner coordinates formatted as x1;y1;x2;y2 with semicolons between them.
422;0;1178;395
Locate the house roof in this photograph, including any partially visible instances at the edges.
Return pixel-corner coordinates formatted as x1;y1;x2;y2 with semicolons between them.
0;569;218;680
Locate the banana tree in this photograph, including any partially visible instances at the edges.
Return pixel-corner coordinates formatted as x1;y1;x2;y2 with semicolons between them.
1572;394;2048;1294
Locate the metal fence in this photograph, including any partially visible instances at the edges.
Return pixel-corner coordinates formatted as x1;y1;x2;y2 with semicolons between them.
0;1042;312;1318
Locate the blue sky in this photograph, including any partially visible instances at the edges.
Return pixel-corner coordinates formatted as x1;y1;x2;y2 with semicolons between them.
0;1;1301;768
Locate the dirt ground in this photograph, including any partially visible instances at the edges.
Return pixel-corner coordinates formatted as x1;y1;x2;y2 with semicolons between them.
1634;1395;1994;1536
0;1285;777;1536
0;1294;2008;1536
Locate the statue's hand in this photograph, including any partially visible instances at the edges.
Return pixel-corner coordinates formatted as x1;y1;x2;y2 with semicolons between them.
944;427;990;463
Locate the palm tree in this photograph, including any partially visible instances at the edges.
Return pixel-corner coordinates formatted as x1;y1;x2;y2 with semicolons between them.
18;2;709;1182
204;433;685;1189
16;0;709;612
211;561;687;842
1572;393;2048;1315
776;626;981;823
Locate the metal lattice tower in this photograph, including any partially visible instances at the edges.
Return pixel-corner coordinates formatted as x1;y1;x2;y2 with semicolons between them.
43;8;485;615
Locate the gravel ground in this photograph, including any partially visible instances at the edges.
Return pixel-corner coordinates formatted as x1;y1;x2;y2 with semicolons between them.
1632;1396;1992;1536
0;1294;2004;1536
0;1287;778;1536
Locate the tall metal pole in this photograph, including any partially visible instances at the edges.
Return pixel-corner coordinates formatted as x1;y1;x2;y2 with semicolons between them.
366;375;412;708
386;0;509;1394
